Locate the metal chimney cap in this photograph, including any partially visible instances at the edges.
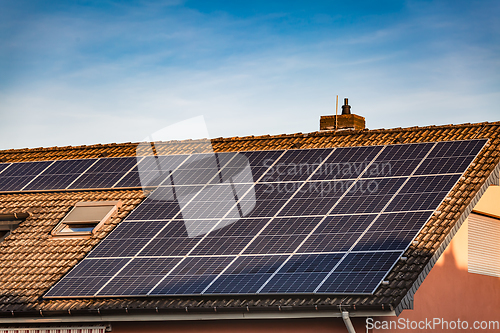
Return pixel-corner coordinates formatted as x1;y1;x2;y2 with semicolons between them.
341;98;351;115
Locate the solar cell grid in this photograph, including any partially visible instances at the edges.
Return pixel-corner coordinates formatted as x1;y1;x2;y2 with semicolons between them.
386;192;449;212
297;232;361;253
41;159;97;175
335;252;402;272
139;237;200;257
150;256;234;295
45;139;487;298
99;276;165;296
261;254;345;293
259;216;323;235
428;139;486;158
87;238;151;258
0;176;37;191
375;142;434;161
125;199;181;221
207;218;270;237
68;157;136;189
1;161;52;177
261;148;332;182
353;230;419;251
368;211;433;232
261;272;330;293
313;215;377;234
414;155;475;175
331;177;407;215
116;155;188;188
45;258;130;297
316;271;388;294
243;234;308;254
205;255;288;294
106;220;170;240
88;157;137;173
26;174;83;191
399;174;461;194
0;163;10;174
310;146;382;180
46;276;113;297
190;235;255;255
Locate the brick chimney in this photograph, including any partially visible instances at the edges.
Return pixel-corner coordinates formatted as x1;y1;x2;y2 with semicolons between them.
320;98;365;131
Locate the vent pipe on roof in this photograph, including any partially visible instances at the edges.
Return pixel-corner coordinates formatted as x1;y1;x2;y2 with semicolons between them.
341;98;351;115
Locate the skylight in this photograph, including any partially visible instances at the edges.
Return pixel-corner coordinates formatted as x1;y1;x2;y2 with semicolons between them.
51;201;122;238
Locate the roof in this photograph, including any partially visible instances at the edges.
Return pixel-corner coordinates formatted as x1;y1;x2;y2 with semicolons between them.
0;121;499;318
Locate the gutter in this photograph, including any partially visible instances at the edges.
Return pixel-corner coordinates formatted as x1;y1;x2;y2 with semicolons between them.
0;309;395;324
0;213;30;221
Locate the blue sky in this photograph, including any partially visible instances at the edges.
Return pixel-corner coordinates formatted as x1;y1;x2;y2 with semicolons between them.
0;0;498;149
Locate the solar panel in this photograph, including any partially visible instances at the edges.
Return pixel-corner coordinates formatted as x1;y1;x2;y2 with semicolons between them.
24;159;97;190
42;139;487;297
115;154;189;188
0;163;10;174
68;157;137;189
0;161;53;191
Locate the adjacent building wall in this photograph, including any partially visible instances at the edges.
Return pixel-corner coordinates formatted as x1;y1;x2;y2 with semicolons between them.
374;185;500;333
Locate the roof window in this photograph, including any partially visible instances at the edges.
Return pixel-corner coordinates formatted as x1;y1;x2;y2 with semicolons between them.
51;201;121;238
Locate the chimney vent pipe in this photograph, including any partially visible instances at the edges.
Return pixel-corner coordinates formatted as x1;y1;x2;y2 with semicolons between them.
341;98;351;115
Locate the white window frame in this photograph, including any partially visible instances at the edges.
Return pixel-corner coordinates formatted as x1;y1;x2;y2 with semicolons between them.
468;212;500;277
51;201;122;239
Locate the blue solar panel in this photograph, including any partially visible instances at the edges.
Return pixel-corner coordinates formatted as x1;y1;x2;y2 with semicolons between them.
116;155;189;188
150;256;234;295
0;176;36;191
428;139;486;158
1;161;53;177
414;156;476;175
362;142;434;178
98;257;182;296
310;146;382;180
68;157;136;189
23;159;97;190
45;258;129;297
205;255;288;294
316;252;402;293
260;148;332;182
44;139;487;298
386;175;461;212
260;254;344;293
0;163;10;174
0;161;53;191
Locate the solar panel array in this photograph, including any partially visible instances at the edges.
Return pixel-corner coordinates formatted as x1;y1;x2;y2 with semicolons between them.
0;156;184;192
43;139;486;297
